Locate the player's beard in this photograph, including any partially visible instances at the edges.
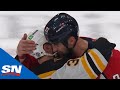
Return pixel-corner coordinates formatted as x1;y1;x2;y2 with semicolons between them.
53;47;74;61
64;48;74;59
54;52;62;59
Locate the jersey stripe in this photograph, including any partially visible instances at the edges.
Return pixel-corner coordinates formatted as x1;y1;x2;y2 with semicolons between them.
38;70;56;79
81;54;97;79
88;49;107;72
86;52;101;76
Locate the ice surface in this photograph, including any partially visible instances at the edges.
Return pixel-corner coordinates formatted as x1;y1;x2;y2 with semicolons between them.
0;11;120;57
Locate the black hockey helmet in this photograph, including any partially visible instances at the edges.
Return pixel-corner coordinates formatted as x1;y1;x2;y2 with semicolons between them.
44;13;79;47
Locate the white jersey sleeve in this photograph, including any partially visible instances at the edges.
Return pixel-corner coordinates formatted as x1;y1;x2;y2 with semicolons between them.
51;48;108;79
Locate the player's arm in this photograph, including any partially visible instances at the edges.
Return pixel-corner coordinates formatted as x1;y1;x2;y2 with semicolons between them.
93;37;116;61
15;33;40;70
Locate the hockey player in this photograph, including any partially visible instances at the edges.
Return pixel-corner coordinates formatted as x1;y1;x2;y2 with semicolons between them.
44;13;120;79
15;30;69;79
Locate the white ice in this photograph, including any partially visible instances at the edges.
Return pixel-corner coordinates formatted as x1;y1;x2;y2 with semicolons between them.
0;11;120;57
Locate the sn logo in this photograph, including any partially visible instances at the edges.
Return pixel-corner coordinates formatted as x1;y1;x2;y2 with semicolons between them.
1;65;22;76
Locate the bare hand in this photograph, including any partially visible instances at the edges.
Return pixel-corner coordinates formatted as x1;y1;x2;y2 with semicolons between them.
16;33;36;57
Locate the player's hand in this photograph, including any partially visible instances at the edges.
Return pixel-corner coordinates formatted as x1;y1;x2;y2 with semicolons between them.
16;33;36;61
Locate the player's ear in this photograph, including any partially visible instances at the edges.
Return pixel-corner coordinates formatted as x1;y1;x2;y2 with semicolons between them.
68;36;76;48
43;42;53;54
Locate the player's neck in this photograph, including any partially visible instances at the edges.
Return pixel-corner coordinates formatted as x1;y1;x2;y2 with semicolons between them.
74;38;88;58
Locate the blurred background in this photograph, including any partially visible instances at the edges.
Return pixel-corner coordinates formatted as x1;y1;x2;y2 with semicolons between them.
0;11;120;57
